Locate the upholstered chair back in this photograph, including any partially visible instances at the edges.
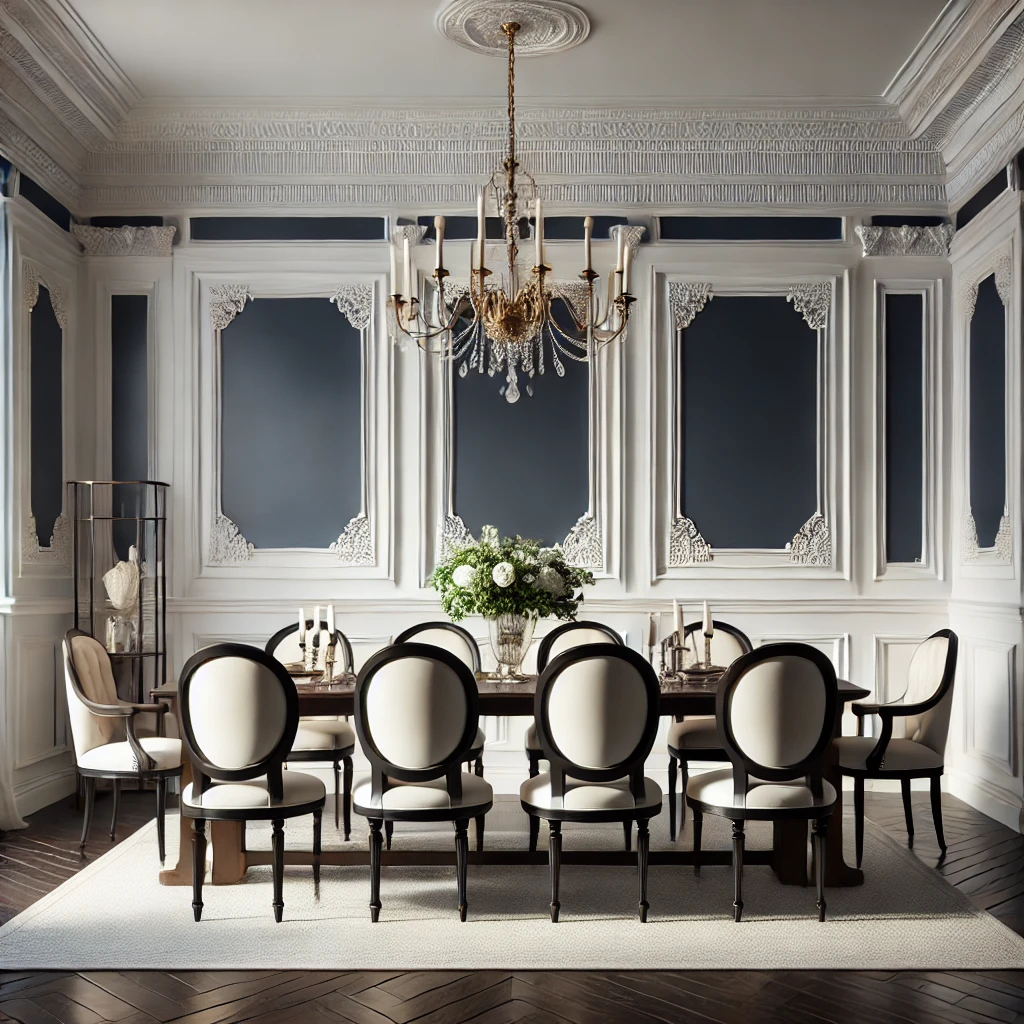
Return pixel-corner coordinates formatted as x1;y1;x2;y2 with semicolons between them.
535;645;660;787
178;644;298;784
718;643;837;795
63;631;125;758
394;622;481;674
902;630;958;756
536;621;623;672
682;620;752;668
355;644;480;787
266;622;354;676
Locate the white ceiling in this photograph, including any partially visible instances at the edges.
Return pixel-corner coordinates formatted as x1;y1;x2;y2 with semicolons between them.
68;0;946;103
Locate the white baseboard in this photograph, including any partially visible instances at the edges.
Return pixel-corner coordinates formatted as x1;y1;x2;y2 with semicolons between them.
946;771;1023;833
14;766;76;817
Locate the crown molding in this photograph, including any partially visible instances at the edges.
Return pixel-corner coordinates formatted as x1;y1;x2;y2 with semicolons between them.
72;103;944;212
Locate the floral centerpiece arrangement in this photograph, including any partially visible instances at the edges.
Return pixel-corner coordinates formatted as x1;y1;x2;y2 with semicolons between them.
429;526;595;677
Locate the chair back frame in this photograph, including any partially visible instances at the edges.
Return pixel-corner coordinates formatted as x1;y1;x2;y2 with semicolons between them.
178;643;299;802
716;643;838;802
866;628;958;771
533;644;661;803
393;621;482;673
536;620;623;672
682;619;752;658
266;621;355;674
354;643;481;806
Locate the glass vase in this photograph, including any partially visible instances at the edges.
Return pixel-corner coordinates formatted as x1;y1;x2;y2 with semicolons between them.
487;613;537;679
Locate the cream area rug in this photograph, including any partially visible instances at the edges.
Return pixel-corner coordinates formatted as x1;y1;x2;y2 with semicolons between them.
1;796;1022;971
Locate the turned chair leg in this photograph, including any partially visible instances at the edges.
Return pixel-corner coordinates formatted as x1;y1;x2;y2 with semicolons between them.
901;778;915;846
313;808;322;901
455;818;469;921
812;817;828;922
548;820;562;922
368;819;383;922
622;820;632;852
384;820;394;850
692;806;703;876
667;755;677;841
732;819;745;922
930;775;947;855
80;777;96;856
529;813;540;853
637;819;650;922
191;818;206;922
109;779;121;841
155;778;167;865
853;777;865;868
475;814;485;852
271;818;285;923
342;756;353;842
333;760;341;830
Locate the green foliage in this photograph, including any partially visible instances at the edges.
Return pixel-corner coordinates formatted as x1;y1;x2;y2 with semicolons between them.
428;526;595;623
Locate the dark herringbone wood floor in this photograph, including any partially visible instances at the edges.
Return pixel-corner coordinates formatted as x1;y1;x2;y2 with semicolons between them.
2;788;1024;1023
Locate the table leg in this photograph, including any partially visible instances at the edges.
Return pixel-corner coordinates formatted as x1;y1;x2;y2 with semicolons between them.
158;761;193;886
211;821;246;884
821;739;863;887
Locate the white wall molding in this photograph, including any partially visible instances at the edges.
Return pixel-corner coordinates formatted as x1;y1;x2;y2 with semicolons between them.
72;223;176;257
856;224;955;257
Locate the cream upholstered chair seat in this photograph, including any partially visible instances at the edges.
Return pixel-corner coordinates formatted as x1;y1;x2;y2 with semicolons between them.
78;736;182;773
521;773;662;814
687;767;837;814
293;720;355;751
266;620;357;838
182;772;325;813
353;773;491;813
834;735;944;773
667;716;719;749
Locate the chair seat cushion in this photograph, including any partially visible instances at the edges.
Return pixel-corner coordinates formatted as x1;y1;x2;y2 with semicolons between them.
525;723;540;752
520;772;663;814
468;726;485;757
834;736;944;774
667;715;722;751
292;719;355;752
78;736;181;773
182;771;326;812
352;773;493;814
686;767;836;815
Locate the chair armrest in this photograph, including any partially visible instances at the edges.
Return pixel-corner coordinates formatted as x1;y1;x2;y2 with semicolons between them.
852;702;882;717
125;715;157;771
77;697;135;718
121;702;170;716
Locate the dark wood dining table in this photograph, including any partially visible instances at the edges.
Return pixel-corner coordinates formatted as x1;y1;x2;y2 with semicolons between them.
154;673;869;889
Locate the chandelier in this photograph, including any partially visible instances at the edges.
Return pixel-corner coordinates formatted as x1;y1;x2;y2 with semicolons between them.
387;21;635;403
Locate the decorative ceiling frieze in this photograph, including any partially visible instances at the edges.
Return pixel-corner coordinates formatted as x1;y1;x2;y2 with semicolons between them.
72;223;176;256
855;224;955;257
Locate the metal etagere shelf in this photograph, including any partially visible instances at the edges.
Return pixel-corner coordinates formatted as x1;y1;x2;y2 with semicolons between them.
68;481;168;704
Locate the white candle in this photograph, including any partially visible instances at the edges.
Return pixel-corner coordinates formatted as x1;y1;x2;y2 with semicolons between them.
327;604;335;635
403;237;413;303
622;238;632;294
583;216;593;272
673;599;684;639
477;187;486;253
389;244;399;295
298;608;306;644
703;601;713;637
534;196;544;267
434;216;445;271
478;237;487;274
615;228;625;273
313;605;321;633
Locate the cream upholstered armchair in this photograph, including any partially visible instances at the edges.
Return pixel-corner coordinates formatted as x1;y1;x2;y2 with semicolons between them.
267;620;356;839
521;644;663;922
686;643;837;922
63;629;182;862
667;620;752;840
352;643;494;922
835;629;958;864
178;643;326;923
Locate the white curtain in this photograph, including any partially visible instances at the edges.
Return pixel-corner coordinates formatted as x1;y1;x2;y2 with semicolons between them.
0;753;26;830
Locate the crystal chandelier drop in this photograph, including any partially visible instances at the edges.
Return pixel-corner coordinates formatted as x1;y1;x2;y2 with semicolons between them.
387;21;635;403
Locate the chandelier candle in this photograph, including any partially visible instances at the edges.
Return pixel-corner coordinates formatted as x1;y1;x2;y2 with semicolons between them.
435;216;445;271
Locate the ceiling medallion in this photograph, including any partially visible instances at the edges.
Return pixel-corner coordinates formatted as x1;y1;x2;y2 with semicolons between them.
388;21;634;402
436;0;590;56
